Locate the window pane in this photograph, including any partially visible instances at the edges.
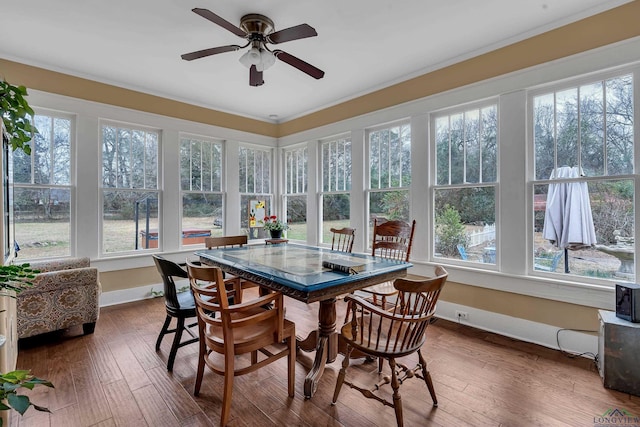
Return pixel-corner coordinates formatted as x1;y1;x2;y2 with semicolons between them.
285;147;307;194
605;75;633;175
435;116;450;185
52;118;71;185
481;106;498;182
580;82;605;176
14;187;71;258
322;194;350;244
182;193;223;241
534;93;555;180
533;179;634;280
368;190;409;240
369;124;410;189
286;195;306;241
434;187;496;263
556;88;579;169
465;110;480;183
322;138;351;192
102;124;158;190
103;190;159;253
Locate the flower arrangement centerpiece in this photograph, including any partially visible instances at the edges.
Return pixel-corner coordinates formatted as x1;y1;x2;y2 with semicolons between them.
261;215;288;238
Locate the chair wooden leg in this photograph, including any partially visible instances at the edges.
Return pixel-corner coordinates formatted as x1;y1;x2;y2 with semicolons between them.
389;357;404;427
167;317;185;372
193;346;206;396
418;349;438;406
287;335;295;397
378;355;384;373
156;315;172;351
221;354;235;427
332;345;353;404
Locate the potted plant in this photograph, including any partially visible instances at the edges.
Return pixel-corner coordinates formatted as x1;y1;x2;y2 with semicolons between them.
0;79;38;154
261;215;289;239
0;370;53;425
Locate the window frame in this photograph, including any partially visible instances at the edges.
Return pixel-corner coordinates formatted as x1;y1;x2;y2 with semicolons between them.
238;143;273;240
365;120;411;247
527;68;637;284
430;100;499;267
283;144;308;242
13;109;75;259
179;133;225;245
319;134;352;246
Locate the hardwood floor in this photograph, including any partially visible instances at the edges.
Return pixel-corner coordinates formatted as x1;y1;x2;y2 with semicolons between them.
12;289;640;426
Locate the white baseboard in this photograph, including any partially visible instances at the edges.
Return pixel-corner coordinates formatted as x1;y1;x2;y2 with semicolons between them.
100;286;598;359
100;283;162;307
436;301;598;359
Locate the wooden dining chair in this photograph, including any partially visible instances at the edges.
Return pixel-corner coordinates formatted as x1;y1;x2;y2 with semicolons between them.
332;266;448;427
360;219;416;309
152;255;199;372
330;227;356;253
186;261;296;426
204;235;253;302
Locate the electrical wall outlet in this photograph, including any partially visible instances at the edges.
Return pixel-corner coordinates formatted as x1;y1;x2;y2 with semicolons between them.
455;310;469;320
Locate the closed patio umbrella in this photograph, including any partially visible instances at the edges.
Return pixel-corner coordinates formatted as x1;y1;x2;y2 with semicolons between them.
542;166;597;273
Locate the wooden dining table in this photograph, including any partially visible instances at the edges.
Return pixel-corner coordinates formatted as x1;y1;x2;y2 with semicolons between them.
195;243;411;398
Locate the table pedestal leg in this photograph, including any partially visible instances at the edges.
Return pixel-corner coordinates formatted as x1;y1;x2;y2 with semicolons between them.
298;298;337;398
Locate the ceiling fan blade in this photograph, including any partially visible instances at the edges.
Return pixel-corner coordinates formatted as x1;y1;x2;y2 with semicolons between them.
181;45;241;61
268;24;317;44
250;65;264;87
192;8;246;37
274;50;325;80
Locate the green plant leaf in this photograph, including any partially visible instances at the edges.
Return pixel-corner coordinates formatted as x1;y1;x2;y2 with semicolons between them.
7;393;30;415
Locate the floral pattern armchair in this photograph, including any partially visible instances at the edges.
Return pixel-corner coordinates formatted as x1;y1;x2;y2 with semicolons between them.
17;257;100;339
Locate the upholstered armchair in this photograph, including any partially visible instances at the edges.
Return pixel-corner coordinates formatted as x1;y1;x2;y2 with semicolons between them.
17;257;100;339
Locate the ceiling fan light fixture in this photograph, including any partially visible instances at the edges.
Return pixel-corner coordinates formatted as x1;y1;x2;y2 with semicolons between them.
258;49;276;71
239;47;261;68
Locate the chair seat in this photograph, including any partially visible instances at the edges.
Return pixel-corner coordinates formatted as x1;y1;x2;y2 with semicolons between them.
206;311;295;349
360;280;396;296
176;290;196;311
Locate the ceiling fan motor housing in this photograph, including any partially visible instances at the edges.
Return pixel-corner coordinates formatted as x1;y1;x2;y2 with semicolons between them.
240;14;274;41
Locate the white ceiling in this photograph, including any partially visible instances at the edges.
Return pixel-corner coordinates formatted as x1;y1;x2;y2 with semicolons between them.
1;0;632;123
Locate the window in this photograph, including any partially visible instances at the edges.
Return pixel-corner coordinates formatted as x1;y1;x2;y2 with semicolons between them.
320;136;351;244
101;122;159;253
433;104;498;264
239;146;271;240
14;113;73;259
180;135;224;244
532;73;634;281
367;122;411;241
283;145;307;241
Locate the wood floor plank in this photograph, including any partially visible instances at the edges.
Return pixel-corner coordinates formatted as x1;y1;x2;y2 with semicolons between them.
108;337;152;391
102;379;148;426
85;336;124;385
132;384;181;427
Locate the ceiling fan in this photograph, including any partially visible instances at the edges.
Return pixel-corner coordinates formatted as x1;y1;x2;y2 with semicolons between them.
181;8;325;87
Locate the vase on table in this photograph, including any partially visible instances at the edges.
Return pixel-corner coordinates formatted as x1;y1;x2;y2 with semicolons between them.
270;230;283;239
